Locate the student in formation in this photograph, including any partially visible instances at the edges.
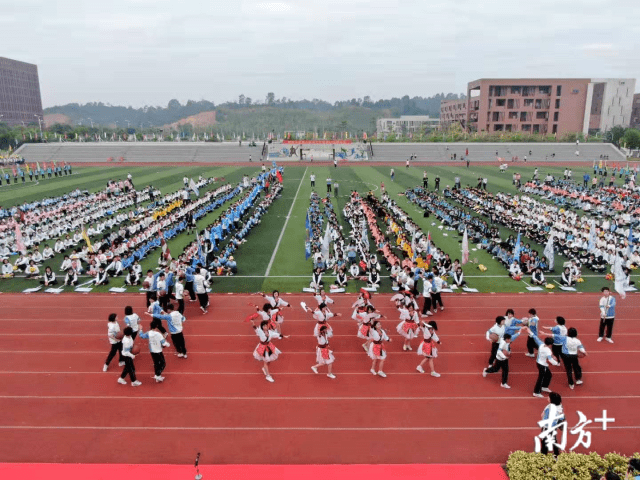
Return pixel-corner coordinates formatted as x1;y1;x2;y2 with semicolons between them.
416;320;441;377
103;313;125;372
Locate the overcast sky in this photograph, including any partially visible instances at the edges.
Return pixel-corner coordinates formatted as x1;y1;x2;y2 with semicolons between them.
3;0;639;108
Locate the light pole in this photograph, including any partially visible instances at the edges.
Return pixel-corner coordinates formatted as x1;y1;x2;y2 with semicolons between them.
34;115;43;138
88;118;94;129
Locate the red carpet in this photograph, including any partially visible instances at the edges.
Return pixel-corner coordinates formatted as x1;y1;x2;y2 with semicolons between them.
0;463;508;480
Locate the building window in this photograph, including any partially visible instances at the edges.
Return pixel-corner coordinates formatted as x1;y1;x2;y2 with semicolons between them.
522;124;531;132
556;85;562;96
536;112;547;119
508;112;518;119
552;124;558;134
554;112;559;122
492;112;500;122
535;99;542;109
520;112;528;121
511;86;521;94
524;99;534;107
496;99;506;107
555;99;560;109
533;124;540;134
494;124;504;131
539;86;551;95
507;98;514;109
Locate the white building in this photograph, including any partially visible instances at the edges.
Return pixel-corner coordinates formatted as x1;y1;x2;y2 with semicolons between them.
376;115;440;137
583;78;636;135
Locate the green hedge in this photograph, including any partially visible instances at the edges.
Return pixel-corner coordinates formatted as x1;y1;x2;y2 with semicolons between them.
506;451;640;480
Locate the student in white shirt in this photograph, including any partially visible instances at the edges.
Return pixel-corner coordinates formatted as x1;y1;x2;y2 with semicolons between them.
486;316;506;367
103;313;125;372
483;333;514;389
39;266;57;286
117;327;141;386
193;267;209;313
42;245;54;260
123;306;141;340
138;319;170;382
149;303;188;358
125;268;140;286
527;329;560;398
2;258;14;277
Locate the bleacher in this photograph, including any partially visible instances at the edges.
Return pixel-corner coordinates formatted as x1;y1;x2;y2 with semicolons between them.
14;141;625;164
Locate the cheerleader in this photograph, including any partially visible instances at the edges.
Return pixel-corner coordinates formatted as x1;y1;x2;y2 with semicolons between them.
261;290;291;334
356;304;382;352
416;320;441;377
311;325;336;379
396;302;420;351
314;289;334;311
351;291;372;321
368;320;391;377
251;319;285;383
250;302;275;330
304;302;340;336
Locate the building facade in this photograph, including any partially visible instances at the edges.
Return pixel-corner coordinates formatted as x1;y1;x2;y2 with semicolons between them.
376;115;439;138
0;57;43;127
631;94;640;129
440;99;467;129
465;78;635;136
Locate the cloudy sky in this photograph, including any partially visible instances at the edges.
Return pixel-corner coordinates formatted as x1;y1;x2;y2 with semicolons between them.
3;0;639;108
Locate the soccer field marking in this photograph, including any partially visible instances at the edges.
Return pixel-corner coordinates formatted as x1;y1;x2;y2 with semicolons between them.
265;166;307;277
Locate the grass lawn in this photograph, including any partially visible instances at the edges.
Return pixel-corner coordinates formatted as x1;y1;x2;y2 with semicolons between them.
1;162;626;294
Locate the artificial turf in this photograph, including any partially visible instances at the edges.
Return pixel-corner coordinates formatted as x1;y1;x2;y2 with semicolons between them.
0;161;628;294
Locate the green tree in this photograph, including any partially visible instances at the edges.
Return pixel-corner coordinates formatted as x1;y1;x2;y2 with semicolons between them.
606;125;626;145
266;92;275;105
622;128;640;149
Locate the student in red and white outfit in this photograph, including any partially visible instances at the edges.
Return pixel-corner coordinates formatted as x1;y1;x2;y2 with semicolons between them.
261;290;291;334
416;320;441;376
251;318;286;383
351;291;372;321
356;305;383;353
368;320;391;377
396;302;420;351
303;302;341;336
311;325;336;379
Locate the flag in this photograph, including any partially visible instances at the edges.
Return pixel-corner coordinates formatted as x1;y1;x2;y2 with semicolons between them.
513;231;522;260
159;231;171;261
587;220;597;253
25;163;30;175
189;178;199;197
461;227;469;265
613;254;626;300
321;223;331;260
627;227;634;257
14;223;26;254
11;165;16;177
305;241;311;260
81;224;94;253
426;232;431;256
411;235;417;261
544;234;555;271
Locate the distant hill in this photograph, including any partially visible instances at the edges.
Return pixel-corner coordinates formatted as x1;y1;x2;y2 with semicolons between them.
43;93;465;134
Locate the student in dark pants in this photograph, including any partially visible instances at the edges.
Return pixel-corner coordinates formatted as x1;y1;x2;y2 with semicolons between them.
528;331;560;398
482;333;515;389
538;392;564;456
138;319;170;383
118;327;141;386
485;316;506;367
103;313;124;372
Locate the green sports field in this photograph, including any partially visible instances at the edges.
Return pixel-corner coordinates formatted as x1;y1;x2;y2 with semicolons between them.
0;162;624;294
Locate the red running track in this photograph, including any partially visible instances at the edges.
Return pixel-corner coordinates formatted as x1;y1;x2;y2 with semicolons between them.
0;292;638;467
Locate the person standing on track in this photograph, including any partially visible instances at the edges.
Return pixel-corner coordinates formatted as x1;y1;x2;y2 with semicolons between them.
194;267;209;314
545;316;567;362
524;308;540;358
368;320;391;377
261;290;291;335
396;302;420;351
598;287;616;343
124;306;141;340
526;328;560;398
103;313;125;372
149;303;188;358
486;316;506;367
138;319;170;383
311;324;336;379
118;327;141;386
545;326;587;389
416;320;441;377
483;333;515;389
538;392;564;456
175;276;185;315
251;318;286;383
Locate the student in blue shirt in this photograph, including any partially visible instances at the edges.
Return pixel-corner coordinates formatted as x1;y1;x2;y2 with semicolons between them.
525;308;540;358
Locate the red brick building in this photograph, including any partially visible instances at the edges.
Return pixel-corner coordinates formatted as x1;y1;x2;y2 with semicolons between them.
461;78;635;136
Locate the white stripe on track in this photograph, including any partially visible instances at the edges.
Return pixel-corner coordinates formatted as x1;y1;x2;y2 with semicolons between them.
265;166;307;277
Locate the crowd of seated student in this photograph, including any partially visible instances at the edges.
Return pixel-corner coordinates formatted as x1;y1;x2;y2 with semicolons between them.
447;186;639;278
